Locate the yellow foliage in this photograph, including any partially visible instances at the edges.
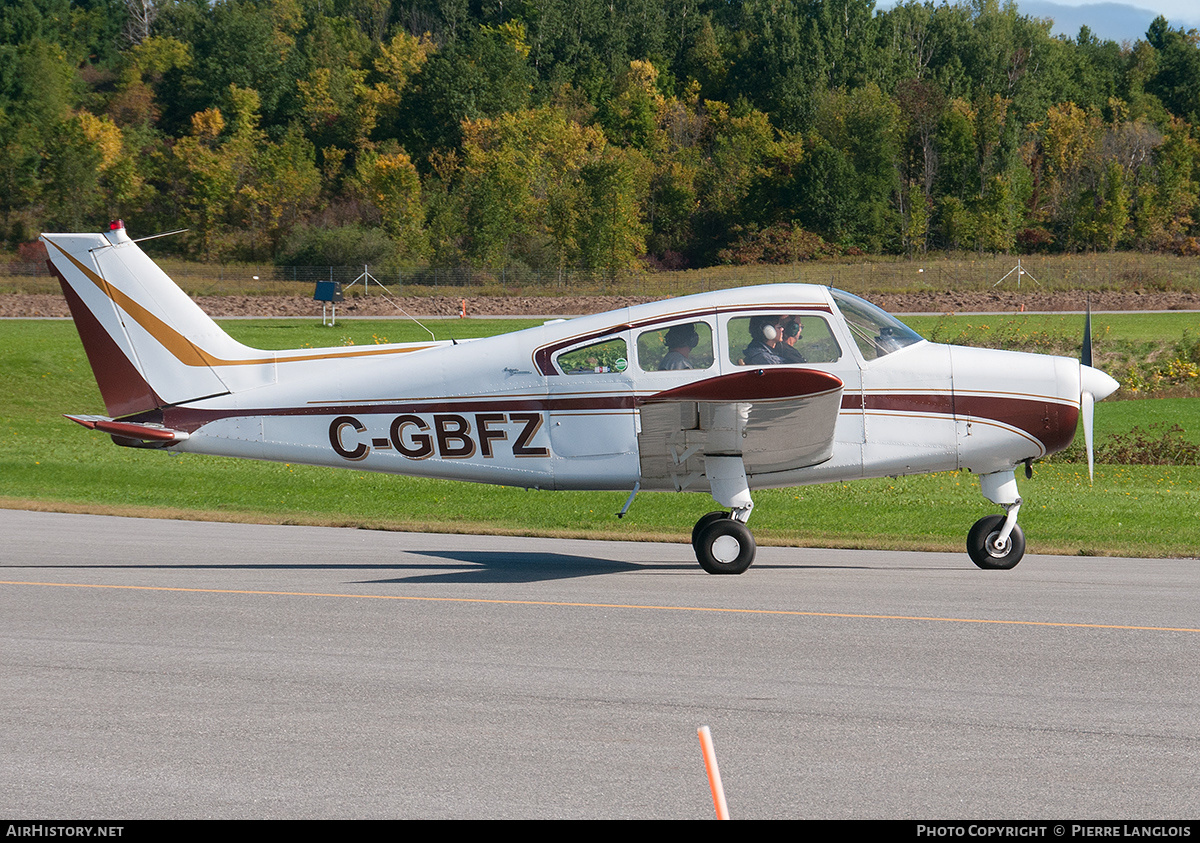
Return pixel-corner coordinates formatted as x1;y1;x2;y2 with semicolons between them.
76;112;123;170
372;30;434;106
1043;101;1096;177
190;107;225;141
123;36;191;86
354;149;424;253
626;59;665;110
482;21;531;59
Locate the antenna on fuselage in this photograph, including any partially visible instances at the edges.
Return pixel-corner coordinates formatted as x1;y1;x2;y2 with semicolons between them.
132;228;189;243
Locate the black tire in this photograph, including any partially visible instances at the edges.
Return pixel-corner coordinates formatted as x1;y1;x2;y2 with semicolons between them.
967;515;1026;570
691;511;730;554
695;518;756;575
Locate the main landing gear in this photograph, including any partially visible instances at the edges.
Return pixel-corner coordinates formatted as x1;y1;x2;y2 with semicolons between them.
692;510;756;575
969;469;1025;570
692;453;757;575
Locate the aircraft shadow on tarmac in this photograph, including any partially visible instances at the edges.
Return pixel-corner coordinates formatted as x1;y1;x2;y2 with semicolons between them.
357;550;877;584
363;550;669;584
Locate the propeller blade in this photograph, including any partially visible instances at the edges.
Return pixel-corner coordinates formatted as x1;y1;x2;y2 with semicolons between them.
1079;357;1119;486
1082;389;1095;484
1081;295;1092;368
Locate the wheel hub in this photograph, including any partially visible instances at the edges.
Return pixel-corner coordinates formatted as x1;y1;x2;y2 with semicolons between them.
711;534;742;563
985;531;1009;556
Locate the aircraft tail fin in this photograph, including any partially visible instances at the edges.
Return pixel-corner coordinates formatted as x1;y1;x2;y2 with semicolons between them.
41;223;269;418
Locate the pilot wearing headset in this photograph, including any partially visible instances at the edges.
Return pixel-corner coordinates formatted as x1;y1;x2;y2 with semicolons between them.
743;315;787;366
776;317;806;363
659;323;700;370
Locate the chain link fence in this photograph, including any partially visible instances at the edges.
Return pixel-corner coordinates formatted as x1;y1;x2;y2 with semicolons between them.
6;253;1198;298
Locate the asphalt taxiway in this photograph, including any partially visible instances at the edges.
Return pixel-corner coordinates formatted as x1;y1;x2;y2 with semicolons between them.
2;508;1197;819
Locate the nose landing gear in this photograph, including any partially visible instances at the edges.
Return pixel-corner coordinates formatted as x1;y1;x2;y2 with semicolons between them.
967;513;1026;569
970;469;1026;569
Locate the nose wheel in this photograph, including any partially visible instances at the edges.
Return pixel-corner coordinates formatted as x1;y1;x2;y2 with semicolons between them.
967;514;1026;569
969;470;1027;570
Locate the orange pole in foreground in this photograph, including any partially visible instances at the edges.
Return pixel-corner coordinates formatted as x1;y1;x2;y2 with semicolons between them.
698;725;730;819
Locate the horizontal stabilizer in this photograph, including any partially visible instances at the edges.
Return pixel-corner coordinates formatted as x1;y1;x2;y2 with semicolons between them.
65;414;189;447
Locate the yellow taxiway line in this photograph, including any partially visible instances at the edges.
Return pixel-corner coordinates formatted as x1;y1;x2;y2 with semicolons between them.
3;579;1199;633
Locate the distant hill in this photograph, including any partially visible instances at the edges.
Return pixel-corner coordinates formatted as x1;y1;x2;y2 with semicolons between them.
1020;1;1159;42
874;2;1198;45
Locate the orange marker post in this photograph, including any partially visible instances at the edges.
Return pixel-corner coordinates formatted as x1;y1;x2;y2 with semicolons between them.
460;299;467;318
698;725;730;819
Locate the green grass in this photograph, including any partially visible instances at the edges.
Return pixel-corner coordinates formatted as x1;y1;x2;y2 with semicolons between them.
1085;398;1199;443
1;317;1197;558
904;312;1198;348
219;318;546;349
905;312;1200;400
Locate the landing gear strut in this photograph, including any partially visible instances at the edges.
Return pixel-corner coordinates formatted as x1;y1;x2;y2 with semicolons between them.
970;470;1026;570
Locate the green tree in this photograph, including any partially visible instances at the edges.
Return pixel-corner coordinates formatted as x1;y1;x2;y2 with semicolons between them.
159;0;305;133
239;123;321;257
1146;17;1200;123
576;146;650;273
400;21;534;162
811;84;903;251
1130;117;1200;248
352;145;427;258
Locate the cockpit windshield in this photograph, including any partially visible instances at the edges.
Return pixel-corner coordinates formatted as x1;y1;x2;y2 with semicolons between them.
830;289;924;361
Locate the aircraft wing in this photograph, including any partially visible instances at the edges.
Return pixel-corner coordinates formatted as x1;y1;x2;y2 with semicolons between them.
636;369;844;492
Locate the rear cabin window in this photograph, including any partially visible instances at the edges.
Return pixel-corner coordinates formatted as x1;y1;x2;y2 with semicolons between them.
727;314;842;366
636;321;715;372
556;337;629;375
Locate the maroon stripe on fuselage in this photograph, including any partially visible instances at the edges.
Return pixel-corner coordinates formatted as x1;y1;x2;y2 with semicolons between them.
954;394;1078;456
841;392;1079;455
151;395;641;432
863;392;955;415
145;387;1078;457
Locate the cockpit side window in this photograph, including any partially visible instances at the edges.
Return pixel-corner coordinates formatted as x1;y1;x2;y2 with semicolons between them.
830;289;923;361
636;321;715;372
555;337;629;375
727;313;842;366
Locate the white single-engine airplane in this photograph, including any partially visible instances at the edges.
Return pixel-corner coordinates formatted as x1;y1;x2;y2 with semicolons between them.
42;222;1118;574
